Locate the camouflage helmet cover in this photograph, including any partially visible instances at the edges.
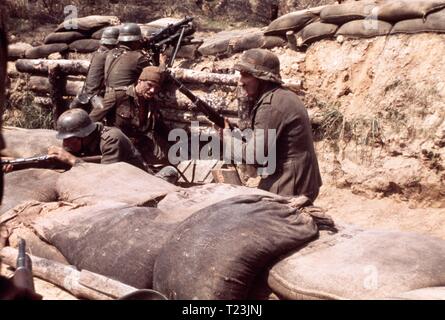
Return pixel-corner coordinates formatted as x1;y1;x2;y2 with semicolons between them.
100;26;119;45
234;49;282;84
56;109;96;140
118;23;142;42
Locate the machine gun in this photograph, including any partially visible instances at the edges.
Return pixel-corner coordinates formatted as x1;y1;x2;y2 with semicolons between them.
143;17;195;65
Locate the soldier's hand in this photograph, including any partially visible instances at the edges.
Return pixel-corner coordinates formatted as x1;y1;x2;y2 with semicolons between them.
47;146;78;167
1;157;14;173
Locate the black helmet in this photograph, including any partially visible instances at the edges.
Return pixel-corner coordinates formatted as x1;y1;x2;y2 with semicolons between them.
101;26;119;45
234;49;282;84
56;109;96;140
118;23;142;42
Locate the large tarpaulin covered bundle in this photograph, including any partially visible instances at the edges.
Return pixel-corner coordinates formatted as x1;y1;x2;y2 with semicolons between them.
56;162;180;206
0;127;61;158
153;194;319;299
268;224;445;299
0;169;60;215
33;201;177;288
157;183;278;224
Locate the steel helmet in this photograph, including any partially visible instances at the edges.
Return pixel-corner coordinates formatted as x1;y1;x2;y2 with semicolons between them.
234;48;282;84
56;109;96;140
118;23;142;42
100;26;119;45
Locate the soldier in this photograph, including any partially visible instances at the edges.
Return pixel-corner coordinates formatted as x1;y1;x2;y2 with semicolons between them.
89;23;152;124
229;48;322;202
70;26;120;112
48;108;147;171
113;66;171;165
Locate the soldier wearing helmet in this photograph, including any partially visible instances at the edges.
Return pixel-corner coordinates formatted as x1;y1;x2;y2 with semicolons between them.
70;26;120;112
230;49;322;202
112;66;171;165
47;108;146;170
89;23;155;124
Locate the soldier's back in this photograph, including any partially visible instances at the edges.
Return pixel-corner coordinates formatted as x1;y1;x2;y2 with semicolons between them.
104;45;151;88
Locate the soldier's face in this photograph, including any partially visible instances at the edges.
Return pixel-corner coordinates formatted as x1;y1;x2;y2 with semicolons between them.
136;80;160;100
239;71;260;99
63;137;82;154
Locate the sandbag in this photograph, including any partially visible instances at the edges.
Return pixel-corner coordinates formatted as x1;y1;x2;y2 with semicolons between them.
8;42;33;60
8;225;68;264
153;194;318;300
265;6;325;36
44;31;85;44
262;35;288;49
55;15;120;33
91;27;105;40
198;28;279;56
69;39;101;53
198;28;260;56
335;19;392;38
268;224;445;300
0;127;61;158
157;183;278;224
390;8;445;34
24;43;68;59
376;0;445;22
33;201;176;288
320;1;379;25
56;162;180;206
1;169;60;215
297;21;338;47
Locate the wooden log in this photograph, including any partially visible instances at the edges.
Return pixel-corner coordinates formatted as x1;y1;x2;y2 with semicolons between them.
79;270;135;298
15;59;89;75
0;246;138;300
29;76;82;96
15;59;302;90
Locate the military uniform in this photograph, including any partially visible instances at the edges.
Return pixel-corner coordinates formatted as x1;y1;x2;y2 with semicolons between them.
83;45;109;97
252;86;322;201
76;122;147;170
89;44;151;122
113;85;171;164
233;48;322;201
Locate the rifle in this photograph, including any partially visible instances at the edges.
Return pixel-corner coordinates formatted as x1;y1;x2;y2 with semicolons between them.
166;72;232;129
143;17;194;65
11;239;42;299
1;154;102;171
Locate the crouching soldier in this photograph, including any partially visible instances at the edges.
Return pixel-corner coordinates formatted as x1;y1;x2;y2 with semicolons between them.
49;108;147;170
113;66;171;165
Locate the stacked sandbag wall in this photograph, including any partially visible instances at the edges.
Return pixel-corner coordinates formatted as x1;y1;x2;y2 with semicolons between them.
264;0;445;49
